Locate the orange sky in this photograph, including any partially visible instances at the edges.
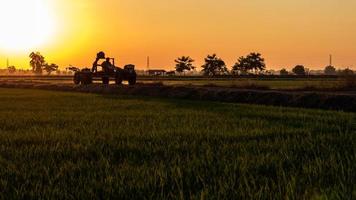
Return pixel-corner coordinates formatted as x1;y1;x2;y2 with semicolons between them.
0;0;356;70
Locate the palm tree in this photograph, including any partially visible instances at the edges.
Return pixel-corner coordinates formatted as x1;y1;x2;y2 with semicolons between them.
246;52;266;74
201;54;227;76
175;56;195;75
29;52;46;74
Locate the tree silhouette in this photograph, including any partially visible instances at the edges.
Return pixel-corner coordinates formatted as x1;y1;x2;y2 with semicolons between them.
67;66;80;72
7;66;16;74
280;68;289;75
175;56;195;74
292;65;306;75
324;65;336;75
232;56;249;75
201;54;227;76
43;63;59;75
338;68;354;76
29;52;46;74
247;52;266;73
232;52;266;75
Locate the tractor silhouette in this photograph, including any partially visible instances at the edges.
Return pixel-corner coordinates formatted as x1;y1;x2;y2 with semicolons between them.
73;51;137;85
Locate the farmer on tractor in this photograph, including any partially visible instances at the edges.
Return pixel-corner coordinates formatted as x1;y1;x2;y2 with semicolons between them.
101;58;114;73
74;51;137;85
92;51;115;73
92;51;106;72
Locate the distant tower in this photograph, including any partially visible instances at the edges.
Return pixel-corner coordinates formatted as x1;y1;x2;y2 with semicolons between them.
329;54;332;66
6;58;9;68
147;56;150;70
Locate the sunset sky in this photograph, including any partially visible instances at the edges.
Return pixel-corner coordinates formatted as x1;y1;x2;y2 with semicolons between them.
0;0;355;70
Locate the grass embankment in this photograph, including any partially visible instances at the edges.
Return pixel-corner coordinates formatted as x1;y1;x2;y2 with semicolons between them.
1;81;355;112
0;76;346;90
0;88;355;199
145;78;343;90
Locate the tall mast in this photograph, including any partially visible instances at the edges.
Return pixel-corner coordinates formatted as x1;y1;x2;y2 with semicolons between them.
147;56;150;70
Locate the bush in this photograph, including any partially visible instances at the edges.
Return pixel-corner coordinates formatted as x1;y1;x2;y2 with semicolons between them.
292;65;306;76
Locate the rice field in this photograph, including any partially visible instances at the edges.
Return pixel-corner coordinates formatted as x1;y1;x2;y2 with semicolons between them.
0;88;355;199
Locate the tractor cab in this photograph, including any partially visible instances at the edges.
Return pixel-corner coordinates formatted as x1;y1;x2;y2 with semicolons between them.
92;51;116;74
124;64;135;73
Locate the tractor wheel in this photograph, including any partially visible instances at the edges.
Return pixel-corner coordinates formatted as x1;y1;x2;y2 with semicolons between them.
128;75;137;85
74;72;81;85
102;77;109;85
115;74;123;85
80;73;92;85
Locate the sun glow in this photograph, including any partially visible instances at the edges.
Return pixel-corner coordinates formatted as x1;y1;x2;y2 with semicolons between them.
0;0;56;52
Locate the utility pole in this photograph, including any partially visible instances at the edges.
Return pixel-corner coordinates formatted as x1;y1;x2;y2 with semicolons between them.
146;56;150;75
329;54;332;66
6;58;9;68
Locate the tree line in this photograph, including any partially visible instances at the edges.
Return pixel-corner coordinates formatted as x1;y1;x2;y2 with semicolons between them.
175;52;266;76
1;52;72;75
2;51;354;76
175;53;354;76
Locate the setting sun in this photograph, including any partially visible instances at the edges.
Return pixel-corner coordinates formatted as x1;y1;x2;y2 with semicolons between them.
0;0;356;199
0;0;55;52
0;0;356;69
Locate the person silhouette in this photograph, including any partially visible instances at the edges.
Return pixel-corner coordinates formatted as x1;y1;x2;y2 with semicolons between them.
101;58;113;73
92;52;106;72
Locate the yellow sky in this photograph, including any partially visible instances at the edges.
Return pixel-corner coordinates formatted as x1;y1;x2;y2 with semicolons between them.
0;0;356;70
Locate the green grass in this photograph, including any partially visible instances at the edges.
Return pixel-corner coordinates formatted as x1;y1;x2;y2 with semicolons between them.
0;88;355;199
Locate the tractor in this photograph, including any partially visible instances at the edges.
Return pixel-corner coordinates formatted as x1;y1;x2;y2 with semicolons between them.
73;51;137;85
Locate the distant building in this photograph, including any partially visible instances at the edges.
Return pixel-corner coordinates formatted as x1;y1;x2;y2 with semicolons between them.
309;70;324;75
135;70;146;76
166;71;176;76
148;69;166;76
